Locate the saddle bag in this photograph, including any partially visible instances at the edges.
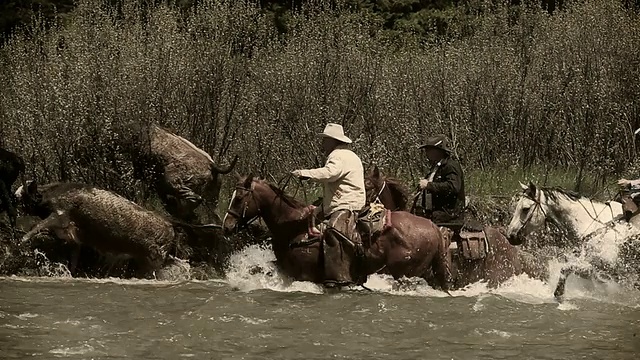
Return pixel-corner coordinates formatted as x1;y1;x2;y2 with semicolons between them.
458;230;489;260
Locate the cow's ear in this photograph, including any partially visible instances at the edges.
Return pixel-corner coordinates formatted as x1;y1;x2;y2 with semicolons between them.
27;180;38;195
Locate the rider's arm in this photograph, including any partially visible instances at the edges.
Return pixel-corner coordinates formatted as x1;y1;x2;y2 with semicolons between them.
297;152;344;183
426;165;461;196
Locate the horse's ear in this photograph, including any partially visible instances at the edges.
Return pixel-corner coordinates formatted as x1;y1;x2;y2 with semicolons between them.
372;165;380;179
234;171;241;181
243;174;254;188
526;181;537;198
519;182;528;191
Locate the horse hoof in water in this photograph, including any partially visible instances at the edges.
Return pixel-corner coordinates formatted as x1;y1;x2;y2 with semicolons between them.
553;282;566;302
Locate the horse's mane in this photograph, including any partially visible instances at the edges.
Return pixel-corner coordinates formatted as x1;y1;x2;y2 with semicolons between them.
538;186;583;202
382;176;410;211
265;181;307;209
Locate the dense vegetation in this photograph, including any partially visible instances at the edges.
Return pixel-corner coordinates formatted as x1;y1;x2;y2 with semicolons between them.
1;1;578;40
1;0;639;216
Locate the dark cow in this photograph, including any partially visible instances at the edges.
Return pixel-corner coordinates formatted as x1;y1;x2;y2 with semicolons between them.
0;147;25;236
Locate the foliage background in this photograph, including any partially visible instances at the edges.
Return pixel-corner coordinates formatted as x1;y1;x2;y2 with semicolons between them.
1;0;639;219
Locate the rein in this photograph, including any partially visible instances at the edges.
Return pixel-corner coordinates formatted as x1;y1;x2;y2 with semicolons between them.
225;177;309;235
278;173;309;205
369;180;386;204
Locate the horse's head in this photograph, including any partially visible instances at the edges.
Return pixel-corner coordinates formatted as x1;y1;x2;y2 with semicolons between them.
222;174;261;235
364;165;409;211
506;181;548;245
364;165;385;203
14;179;43;216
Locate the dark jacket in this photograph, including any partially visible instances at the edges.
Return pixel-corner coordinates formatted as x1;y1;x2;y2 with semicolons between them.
424;156;465;219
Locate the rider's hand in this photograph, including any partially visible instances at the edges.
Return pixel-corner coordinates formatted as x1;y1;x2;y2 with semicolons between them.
291;170;309;180
419;179;430;190
618;179;632;187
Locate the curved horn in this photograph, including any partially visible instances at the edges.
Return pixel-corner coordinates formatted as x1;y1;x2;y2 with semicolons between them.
211;155;238;174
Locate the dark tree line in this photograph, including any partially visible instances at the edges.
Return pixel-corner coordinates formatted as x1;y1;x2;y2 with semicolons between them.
8;0;636;42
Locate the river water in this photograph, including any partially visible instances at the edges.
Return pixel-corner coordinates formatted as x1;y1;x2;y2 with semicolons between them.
1;245;639;360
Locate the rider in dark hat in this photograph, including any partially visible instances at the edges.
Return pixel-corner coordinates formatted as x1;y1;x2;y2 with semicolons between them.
416;135;466;226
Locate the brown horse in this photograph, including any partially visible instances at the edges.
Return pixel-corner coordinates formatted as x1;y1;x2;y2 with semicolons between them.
222;174;451;289
365;166;548;288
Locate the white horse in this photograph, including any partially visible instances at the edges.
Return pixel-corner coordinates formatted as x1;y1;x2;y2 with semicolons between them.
506;182;640;301
506;182;625;247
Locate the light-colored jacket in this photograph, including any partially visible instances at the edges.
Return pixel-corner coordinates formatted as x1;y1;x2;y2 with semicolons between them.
298;145;366;216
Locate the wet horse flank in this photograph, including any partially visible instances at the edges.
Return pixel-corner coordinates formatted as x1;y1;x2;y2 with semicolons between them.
119;122;238;224
222;175;451;289
365;166;548;289
15;181;220;278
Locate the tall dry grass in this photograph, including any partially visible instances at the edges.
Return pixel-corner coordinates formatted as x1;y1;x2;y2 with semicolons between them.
0;0;638;210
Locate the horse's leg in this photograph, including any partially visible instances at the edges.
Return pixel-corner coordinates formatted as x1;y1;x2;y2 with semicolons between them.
553;266;572;301
554;265;594;301
431;242;453;292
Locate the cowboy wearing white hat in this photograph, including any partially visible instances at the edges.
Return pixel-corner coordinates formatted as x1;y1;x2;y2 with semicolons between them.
292;123;366;288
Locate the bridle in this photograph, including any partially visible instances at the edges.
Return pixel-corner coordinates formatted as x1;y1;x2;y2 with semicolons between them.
512;189;550;238
224;182;261;232
368;180;386;205
224;177;308;232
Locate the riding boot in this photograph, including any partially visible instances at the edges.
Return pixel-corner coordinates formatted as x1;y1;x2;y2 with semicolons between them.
322;232;351;287
322;210;358;287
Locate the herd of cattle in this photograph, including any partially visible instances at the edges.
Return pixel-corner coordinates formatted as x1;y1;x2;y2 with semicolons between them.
0;123;261;279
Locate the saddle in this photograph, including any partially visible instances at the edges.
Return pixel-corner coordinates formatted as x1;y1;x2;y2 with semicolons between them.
292;203;391;248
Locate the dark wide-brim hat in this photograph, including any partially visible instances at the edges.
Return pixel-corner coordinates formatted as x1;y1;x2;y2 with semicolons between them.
418;135;452;153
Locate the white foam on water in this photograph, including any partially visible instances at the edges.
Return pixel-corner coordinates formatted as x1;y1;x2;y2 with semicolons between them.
16;313;39;320
3;220;638;309
224;244;323;294
220;240;640;307
49;344;96;356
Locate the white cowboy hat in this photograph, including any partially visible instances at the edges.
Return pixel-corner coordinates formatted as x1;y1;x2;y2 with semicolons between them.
317;123;352;144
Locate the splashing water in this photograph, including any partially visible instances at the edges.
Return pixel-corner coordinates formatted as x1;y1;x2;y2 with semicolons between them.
221;241;640;308
225;244;323;294
32;249;73;278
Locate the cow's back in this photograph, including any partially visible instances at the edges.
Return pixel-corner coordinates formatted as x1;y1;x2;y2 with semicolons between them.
64;188;179;259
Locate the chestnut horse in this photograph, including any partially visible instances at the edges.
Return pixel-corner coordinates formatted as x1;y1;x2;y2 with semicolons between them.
365;166;548;288
222;175;450;289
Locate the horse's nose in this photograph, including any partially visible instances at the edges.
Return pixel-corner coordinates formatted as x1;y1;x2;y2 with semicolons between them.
507;233;524;246
222;223;234;236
